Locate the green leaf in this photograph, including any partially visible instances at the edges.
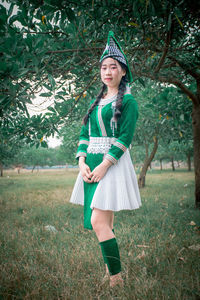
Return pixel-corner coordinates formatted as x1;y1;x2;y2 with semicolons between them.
168;13;172;31
48;74;56;88
66;8;76;22
55;95;65;100
0;61;8;72
41;140;48;148
18;69;29;77
0;5;8;23
43;83;52;91
48;107;56;112
8;3;14;17
39;92;52;97
137;78;146;87
54;11;60;24
17;13;27;26
26;34;32;51
174;13;184;29
8;14;18;25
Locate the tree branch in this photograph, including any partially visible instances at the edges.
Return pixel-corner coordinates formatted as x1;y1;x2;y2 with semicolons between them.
133;69;198;106
46;47;103;54
161;62;177;69
60;73;99;120
173;41;200;51
154;24;173;73
26;30;69;37
45;45;150;56
172;79;198;106
167;56;200;81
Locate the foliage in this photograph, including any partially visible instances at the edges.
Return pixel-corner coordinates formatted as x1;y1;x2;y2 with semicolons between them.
129;80;192;168
155;140;193;161
1;0;199;135
133;80;192;145
0;112;27;168
4;145;70;168
59;119;83;164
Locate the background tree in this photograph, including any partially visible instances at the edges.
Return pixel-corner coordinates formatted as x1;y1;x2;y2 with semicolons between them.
0;110;29;176
181;140;193;171
5;145;70;172
133;80;192;187
58;120;82;165
0;134;22;176
154;145;169;171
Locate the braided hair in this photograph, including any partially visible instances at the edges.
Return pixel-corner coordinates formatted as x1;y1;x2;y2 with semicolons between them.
114;73;128;121
82;83;107;125
83;59;128;125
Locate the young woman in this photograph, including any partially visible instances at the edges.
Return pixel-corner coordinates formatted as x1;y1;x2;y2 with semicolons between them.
70;31;141;288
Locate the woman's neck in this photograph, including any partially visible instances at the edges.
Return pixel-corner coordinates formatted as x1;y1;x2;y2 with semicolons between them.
103;87;118;99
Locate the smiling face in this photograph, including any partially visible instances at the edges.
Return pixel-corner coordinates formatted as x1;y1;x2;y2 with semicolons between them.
100;57;126;89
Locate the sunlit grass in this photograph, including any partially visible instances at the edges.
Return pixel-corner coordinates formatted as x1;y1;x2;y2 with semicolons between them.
0;169;199;299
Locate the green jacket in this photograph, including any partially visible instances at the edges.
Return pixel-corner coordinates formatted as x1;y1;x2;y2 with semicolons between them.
76;94;138;164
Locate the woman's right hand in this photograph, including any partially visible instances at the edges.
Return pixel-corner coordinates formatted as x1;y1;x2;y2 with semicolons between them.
79;157;92;183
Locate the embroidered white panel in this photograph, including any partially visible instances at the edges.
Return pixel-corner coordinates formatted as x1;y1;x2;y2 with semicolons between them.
87;137;116;154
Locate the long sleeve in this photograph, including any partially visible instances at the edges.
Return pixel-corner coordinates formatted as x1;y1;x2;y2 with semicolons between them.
105;95;138;164
76;120;89;159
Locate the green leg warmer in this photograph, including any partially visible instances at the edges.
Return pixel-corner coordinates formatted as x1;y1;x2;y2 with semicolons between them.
101;229;115;264
99;238;121;275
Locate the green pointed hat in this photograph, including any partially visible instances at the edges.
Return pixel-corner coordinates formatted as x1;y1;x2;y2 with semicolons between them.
100;31;133;83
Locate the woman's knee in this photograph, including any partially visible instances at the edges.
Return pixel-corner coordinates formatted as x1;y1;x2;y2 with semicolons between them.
91;209;113;232
91;213;101;232
91;212;107;233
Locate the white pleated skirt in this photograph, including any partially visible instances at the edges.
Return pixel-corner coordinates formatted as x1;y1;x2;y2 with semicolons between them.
70;149;141;211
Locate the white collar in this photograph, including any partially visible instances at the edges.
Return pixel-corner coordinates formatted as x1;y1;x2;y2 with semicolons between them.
98;94;117;106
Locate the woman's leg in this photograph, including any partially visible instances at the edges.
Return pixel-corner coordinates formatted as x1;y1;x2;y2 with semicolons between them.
105;215;114;275
91;208;114;242
111;213;114;231
91;208;123;287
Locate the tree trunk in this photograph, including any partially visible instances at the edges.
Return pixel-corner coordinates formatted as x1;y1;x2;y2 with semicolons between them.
145;144;148;158
0;162;3;177
171;157;175;171
192;103;200;208
31;165;36;173
138;137;158;188
187;153;191;171
160;158;163;170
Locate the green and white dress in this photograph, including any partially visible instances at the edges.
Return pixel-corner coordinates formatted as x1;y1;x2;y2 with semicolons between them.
70;93;142;229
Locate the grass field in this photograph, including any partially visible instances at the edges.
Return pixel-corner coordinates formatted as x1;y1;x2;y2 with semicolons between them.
0;168;199;300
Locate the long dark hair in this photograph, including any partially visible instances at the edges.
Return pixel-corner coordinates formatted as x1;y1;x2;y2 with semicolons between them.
83;60;128;125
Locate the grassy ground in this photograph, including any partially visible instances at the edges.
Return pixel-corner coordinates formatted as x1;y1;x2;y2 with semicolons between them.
0;168;199;300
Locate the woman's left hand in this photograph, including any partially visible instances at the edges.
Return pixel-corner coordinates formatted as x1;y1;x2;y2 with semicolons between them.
90;159;113;182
